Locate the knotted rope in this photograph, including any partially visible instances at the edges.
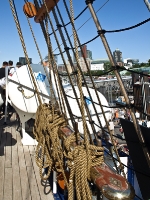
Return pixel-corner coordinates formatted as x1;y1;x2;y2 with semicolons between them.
64;133;104;200
33;103;68;188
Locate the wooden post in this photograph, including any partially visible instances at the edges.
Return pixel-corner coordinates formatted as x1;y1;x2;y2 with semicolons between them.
86;1;150;167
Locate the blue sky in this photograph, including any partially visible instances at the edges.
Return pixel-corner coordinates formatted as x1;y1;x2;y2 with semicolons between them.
0;0;150;66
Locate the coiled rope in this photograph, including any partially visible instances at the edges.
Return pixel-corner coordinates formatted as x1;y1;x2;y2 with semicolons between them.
64;133;104;200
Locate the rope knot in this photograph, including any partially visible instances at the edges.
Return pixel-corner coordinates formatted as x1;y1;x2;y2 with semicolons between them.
64;46;71;51
57;23;63;28
97;29;106;35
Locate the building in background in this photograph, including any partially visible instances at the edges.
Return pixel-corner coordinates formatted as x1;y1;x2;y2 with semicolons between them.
19;57;32;65
87;49;92;60
90;58;109;71
72;45;92;72
73;45;92;62
58;60;72;74
75;57;91;72
57;64;65;72
124;58;139;67
43;54;58;64
113;48;123;66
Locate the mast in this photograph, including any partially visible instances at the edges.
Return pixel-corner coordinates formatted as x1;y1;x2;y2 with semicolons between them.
86;0;150;167
144;0;150;11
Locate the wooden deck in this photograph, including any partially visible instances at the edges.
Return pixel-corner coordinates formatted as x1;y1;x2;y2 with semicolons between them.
0;113;54;200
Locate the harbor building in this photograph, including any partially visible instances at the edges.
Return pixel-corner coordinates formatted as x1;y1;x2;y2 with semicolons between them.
124;58;139;67
73;45;92;62
90;58;109;71
73;45;92;72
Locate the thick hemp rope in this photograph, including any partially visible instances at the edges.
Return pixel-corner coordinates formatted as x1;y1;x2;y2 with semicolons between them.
33;103;69;185
25;9;58;105
8;0;68;182
8;0;42;105
63;133;104;200
9;0;127;199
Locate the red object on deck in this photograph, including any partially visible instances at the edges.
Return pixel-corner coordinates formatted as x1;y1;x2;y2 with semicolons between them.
91;163;135;199
58;125;135;199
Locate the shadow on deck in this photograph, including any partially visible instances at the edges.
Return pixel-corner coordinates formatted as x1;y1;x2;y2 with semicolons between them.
0;112;54;200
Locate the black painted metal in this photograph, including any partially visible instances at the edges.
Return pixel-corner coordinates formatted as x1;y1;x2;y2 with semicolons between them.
120;118;150;200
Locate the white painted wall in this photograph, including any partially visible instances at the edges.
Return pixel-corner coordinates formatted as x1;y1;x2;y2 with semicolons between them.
91;63;104;70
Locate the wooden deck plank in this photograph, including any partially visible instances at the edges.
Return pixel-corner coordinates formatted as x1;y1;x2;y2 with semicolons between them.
29;146;54;200
12;166;23;200
17;133;32;200
23;145;32;167
12;126;22;200
11;127;19;166
27;166;41;200
0;155;4;200
23;144;41;200
0;112;54;200
3;168;12;200
5;127;12;168
0;127;6;200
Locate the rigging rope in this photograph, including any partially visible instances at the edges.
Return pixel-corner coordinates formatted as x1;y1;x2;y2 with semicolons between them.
49;6;88;36
99;17;150;34
54;0;107;147
24;0;58;102
9;0;140;198
104;147;150;178
52;0;110;54
54;15;150;56
62;0;120;173
52;4;98;147
33;0;109;198
9;0;42;106
69;1;91;196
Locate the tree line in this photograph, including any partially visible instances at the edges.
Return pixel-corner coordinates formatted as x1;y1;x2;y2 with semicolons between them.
84;59;150;76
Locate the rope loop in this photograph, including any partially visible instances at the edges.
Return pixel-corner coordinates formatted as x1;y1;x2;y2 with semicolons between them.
57;23;63;28
17;86;35;99
64;46;71;51
64;133;104;200
111;65;121;70
97;29;106;35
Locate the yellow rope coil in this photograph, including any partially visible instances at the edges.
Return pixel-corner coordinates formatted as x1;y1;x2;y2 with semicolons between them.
34;103;104;198
33;103;68;182
64;133;104;200
17;86;35;99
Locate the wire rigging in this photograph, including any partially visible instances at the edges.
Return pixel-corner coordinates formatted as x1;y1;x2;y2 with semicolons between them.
8;0;149;199
52;0;110;53
49;6;88;36
104;148;150;179
103;17;150;33
53;16;150;56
